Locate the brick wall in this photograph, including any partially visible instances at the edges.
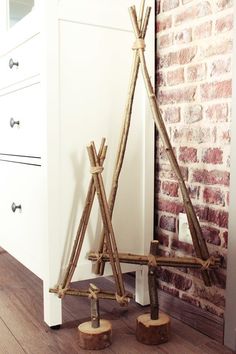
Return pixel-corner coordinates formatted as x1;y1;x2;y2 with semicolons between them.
155;0;233;318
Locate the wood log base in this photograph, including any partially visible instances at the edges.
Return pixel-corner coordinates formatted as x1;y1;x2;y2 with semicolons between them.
78;319;112;350
136;312;170;345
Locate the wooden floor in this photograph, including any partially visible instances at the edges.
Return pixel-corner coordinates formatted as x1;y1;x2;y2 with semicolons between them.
0;248;234;354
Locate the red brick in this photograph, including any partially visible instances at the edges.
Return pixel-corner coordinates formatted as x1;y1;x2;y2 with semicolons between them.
214;270;227;289
156;15;172;32
158;199;184;215
158;268;193;291
179;146;198;163
159;215;176;232
204;304;224;318
173;127;211;144
167;67;184;86
174;28;192;44
222;231;228;248
156;70;166;87
186;63;207;82
157;51;178;69
181;294;201;307
157;144;174;161
162;181;179;197
191;169;230;186
159;284;180;297
200;80;232;101
219;129;231;144
210;58;231;77
216;0;233;11
188;185;200;199
172;272;192;291
193;21;212;40
156;0;161;14
158;86;196;105
226;191;229;206
175;2;212;26
163;106;181;123
203;187;225;206
179;46;197;64
162;0;179;12
193;284;225;308
171;238;194;254
157;232;169;247
202;148;223;164
158;163;189;181
157;47;196;68
183;105;203;123
203;38;233;57
158;33;173;48
205;103;228;122
202;225;221;245
215;14;233;34
208;209;228;228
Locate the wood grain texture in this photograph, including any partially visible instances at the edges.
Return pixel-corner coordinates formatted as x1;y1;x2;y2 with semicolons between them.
0;248;234;354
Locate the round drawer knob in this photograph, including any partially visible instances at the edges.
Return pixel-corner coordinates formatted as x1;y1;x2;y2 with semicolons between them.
11;203;22;213
10;118;20;128
9;58;19;69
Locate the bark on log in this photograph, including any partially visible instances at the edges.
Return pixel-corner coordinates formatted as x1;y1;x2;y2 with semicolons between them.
136;312;170;345
78;319;112;350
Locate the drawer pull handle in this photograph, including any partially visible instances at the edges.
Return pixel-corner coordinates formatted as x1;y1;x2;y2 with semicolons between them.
10;118;20;128
11;203;22;213
9;58;19;69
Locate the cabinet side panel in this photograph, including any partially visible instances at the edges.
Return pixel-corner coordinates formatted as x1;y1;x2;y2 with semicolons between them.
58;20;153;280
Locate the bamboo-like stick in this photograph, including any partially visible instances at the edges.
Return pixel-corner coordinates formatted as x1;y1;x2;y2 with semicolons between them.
96;6;151;276
59;139;107;292
87;142;126;300
128;6;211;286
148;241;159;320
88;252;221;269
49;287;134;301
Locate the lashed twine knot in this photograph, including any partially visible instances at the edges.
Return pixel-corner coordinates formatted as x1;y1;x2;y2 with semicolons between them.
115;293;130;306
199;256;218;270
90;166;104;174
148;254;157;267
94;252;103;264
89;284;100;299
132;38;146;50
57;285;67;299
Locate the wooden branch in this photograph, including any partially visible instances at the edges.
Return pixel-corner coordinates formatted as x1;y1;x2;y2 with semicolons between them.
88;252;221;269
95;6;151;276
49;287;133;301
87;142;126;300
60;139;107;291
148;241;159;320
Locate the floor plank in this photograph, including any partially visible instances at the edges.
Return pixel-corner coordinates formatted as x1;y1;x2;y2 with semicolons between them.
0;248;235;354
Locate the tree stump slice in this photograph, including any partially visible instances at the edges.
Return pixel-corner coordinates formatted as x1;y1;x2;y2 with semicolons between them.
78;319;112;350
136;312;170;345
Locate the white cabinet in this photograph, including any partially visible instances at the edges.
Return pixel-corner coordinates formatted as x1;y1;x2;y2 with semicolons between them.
0;0;155;326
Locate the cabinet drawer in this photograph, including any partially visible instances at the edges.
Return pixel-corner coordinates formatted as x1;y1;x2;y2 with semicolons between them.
0;83;42;157
0;34;40;91
0;162;44;278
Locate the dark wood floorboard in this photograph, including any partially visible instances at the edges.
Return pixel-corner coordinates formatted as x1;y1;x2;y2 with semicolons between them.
0;248;235;354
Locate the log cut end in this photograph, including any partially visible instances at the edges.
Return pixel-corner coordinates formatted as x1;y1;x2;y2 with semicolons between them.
136;312;170;345
78;319;112;350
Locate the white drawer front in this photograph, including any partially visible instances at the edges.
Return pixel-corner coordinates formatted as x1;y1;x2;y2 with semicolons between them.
0;34;40;91
0;162;44;278
0;83;42;157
